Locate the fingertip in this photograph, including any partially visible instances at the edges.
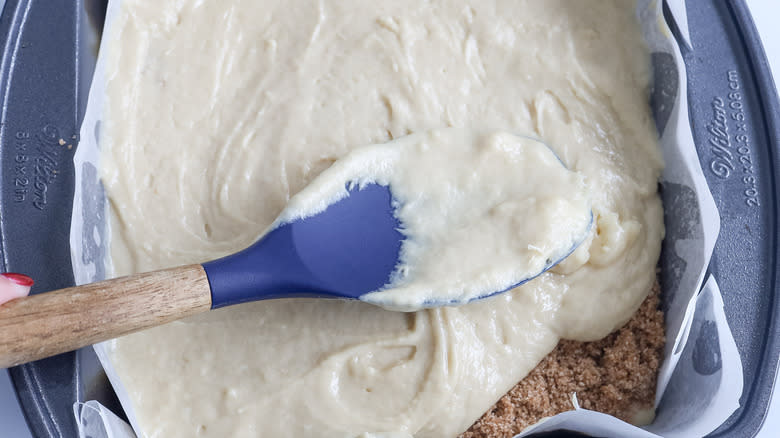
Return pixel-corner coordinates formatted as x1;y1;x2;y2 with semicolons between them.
1;273;34;287
0;272;33;303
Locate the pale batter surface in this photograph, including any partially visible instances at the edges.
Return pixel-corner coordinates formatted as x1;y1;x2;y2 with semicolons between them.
100;1;664;437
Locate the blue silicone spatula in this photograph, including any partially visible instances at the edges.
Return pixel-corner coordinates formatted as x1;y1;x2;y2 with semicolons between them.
0;183;587;367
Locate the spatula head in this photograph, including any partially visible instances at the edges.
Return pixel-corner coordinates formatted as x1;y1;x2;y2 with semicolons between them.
204;182;591;309
204;184;403;308
284;183;404;297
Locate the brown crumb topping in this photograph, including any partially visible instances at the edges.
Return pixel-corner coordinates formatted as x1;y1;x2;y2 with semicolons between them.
461;281;664;438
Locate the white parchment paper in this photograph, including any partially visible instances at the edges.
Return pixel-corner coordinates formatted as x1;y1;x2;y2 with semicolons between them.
69;1;742;437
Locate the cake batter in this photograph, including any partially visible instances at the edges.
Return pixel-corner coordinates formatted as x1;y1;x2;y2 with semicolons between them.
100;0;664;436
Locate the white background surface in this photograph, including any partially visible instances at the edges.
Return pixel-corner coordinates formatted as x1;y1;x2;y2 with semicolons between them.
1;1;779;437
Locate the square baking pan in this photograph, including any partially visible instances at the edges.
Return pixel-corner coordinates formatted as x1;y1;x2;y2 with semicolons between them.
0;0;777;437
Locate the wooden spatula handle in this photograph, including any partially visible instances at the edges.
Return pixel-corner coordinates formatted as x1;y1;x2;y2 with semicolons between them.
0;264;212;368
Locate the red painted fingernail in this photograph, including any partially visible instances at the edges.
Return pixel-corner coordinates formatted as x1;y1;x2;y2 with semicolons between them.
2;273;34;287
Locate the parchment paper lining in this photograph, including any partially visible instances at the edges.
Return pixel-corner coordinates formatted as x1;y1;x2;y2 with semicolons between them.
70;1;740;437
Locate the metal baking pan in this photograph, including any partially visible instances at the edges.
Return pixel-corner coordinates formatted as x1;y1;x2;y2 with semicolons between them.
0;0;777;436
